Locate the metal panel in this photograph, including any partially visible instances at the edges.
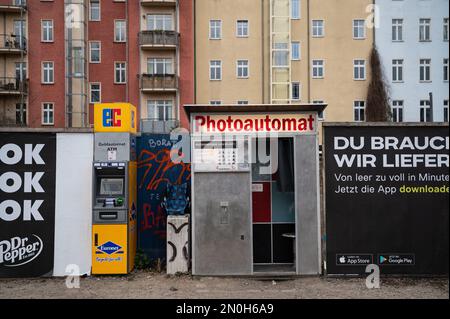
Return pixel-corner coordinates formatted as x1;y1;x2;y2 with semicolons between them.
193;172;252;275
94;133;135;162
295;135;321;275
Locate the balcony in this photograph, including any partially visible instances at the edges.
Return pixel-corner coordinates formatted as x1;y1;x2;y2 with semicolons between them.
140;74;178;92
139;30;179;49
0;2;27;13
141;119;179;133
140;0;177;7
0;77;28;95
0;34;27;54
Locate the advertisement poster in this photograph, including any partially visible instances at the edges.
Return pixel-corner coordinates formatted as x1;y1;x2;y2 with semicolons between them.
0;133;56;277
324;125;449;275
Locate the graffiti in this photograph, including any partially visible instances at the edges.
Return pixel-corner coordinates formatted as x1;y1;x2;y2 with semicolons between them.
137;134;191;260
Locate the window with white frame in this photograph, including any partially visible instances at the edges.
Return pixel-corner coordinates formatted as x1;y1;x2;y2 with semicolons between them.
42;103;54;125
291;42;300;60
312;20;324;37
313;100;325;120
147;100;173;121
210;20;222;39
237;101;248;105
419;59;431;82
444;100;449;122
42;61;54;84
291;0;300;19
392;100;404;123
353;20;365;39
210;101;222;105
147;14;173;31
147;58;173;75
444;58;449;82
114;20;126;42
353;60;366;80
115;62;126;84
89;41;101;63
210;60;222;80
41;20;53;42
237;20;249;37
291;82;300;101
16;103;26;125
90;83;101;103
273;48;289;67
419;18;431;41
420;100;432;122
392;19;403;41
237;60;249;78
89;0;100;21
312;60;324;78
72;47;84;77
392;59;404;82
444;18;449;41
354;101;365;122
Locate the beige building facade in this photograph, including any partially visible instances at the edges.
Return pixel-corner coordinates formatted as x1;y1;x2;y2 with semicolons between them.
195;0;373;123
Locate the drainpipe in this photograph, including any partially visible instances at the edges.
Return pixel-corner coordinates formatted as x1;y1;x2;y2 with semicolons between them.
307;0;310;102
193;0;197;104
261;0;265;103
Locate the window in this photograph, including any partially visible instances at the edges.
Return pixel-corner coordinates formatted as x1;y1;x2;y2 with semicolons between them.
42;61;54;84
147;14;173;31
444;100;449;122
147;100;173;121
237;60;249;78
114;62;126;84
392;19;403;41
89;41;101;63
291;0;300;19
444;58;449;82
392;100;404;123
114;20;126;42
419;18;431;41
89;0;100;21
90;83;101;103
147;58;173;75
312;60;324;78
15;103;26;126
210;101;222;106
42;103;54;125
15;62;26;81
41;20;53;42
353;60;366;80
354;101;365;122
291;82;300;101
291;42;300;60
237;20;249;37
419;59;431;82
312;20;324;37
237;101;249;105
313;100;324;120
420;100;431;122
210;20;222;39
71;47;84;77
444;18;449;41
392;59;404;82
353;20;365;39
273;50;289;67
210;60;222;80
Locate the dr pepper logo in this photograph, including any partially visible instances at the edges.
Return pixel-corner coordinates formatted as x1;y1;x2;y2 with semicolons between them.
102;109;122;127
0;235;43;267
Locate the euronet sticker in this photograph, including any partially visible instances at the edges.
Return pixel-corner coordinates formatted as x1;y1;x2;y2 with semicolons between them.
95;241;124;263
0;235;43;267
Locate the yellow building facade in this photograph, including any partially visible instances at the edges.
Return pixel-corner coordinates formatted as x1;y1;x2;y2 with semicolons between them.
195;0;373;123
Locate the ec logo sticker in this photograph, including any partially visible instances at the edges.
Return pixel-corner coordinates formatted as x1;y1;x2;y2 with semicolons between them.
102;109;122;128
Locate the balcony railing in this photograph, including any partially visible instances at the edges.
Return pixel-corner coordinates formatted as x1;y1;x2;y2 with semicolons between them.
0;77;28;94
141;119;179;133
0;1;27;13
140;74;178;91
0;34;27;52
140;0;177;7
139;30;179;48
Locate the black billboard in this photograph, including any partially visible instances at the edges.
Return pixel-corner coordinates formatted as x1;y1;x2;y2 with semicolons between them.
0;133;56;277
324;125;449;275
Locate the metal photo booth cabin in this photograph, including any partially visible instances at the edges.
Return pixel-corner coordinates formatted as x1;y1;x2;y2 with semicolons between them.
186;104;326;276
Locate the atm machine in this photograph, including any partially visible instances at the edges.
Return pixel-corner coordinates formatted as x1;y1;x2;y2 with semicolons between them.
91;103;137;275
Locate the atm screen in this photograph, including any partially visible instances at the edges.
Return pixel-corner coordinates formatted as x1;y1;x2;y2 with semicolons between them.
99;178;124;196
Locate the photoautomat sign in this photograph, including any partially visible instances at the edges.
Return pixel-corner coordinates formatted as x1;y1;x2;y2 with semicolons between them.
0;133;56;277
192;113;317;134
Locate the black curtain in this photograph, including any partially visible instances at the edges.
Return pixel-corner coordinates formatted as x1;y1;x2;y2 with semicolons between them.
275;138;295;192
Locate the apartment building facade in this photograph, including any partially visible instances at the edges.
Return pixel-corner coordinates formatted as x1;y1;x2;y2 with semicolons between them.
194;0;373;123
375;0;449;123
0;0;194;131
